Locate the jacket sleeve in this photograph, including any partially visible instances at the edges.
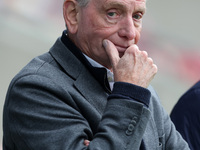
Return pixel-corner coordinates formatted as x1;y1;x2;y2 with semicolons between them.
3;74;151;150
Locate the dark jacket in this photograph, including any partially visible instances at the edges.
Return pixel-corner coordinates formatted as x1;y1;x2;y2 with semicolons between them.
171;81;200;150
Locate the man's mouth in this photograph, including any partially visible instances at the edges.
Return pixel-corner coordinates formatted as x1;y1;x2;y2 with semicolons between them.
115;45;128;54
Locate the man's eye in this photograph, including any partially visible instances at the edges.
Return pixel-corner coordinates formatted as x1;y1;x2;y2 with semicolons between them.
133;13;142;20
107;10;119;18
108;12;116;17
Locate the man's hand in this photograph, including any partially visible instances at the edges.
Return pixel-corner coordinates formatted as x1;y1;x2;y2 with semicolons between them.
84;140;90;146
103;39;157;88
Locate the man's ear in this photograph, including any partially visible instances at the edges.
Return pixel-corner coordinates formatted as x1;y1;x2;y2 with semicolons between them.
63;0;79;34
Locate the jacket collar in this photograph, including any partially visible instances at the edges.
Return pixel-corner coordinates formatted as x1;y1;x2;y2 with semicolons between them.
49;32;109;114
60;31;111;93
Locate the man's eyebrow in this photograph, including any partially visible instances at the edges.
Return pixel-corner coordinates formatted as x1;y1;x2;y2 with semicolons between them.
103;1;128;10
103;1;146;13
136;7;146;14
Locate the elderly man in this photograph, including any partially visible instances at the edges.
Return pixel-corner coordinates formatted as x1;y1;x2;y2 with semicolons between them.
3;0;189;149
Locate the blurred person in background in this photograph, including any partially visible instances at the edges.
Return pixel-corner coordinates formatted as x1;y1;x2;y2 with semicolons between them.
171;80;200;150
3;0;189;149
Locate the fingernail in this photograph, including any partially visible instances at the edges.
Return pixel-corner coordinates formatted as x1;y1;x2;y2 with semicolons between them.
103;40;108;48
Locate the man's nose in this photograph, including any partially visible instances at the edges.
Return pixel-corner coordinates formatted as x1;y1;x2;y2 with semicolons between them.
118;17;136;40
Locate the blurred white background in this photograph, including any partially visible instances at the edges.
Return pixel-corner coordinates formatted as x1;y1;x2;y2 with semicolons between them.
1;0;200;148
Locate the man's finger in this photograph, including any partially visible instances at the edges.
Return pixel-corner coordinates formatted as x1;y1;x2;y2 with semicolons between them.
103;39;120;68
84;140;90;146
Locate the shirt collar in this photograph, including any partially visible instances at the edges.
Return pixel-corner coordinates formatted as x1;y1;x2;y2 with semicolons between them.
83;54;114;90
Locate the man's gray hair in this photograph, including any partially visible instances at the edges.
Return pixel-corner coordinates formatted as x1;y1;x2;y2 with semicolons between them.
64;0;90;7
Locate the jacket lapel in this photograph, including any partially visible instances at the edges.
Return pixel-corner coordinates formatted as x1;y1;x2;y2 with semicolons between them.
74;69;108;115
50;37;108;115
